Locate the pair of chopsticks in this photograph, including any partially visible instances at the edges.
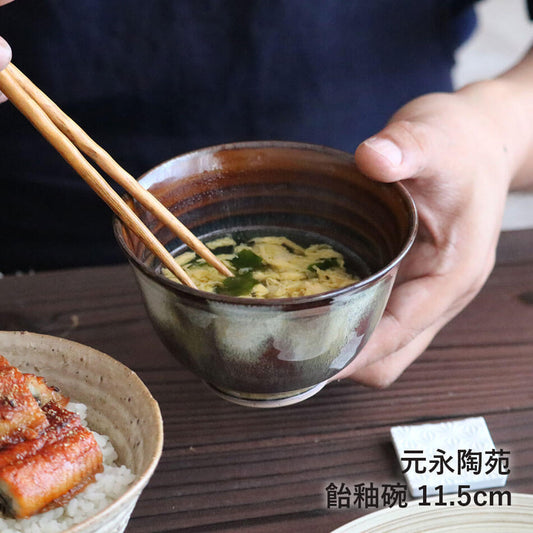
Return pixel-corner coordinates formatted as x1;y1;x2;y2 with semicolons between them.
0;63;233;288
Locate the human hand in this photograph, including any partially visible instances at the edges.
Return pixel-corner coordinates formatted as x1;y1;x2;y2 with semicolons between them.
0;0;14;103
335;84;521;388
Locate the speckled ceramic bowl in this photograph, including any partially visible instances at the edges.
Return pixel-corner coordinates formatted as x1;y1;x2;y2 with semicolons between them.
114;141;417;407
0;330;163;533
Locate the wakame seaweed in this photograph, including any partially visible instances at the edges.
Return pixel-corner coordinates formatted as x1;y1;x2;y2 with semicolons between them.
215;271;257;296
307;257;340;272
230;249;264;271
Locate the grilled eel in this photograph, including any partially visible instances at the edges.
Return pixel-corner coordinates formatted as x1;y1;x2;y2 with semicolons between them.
0;355;103;518
0;356;49;446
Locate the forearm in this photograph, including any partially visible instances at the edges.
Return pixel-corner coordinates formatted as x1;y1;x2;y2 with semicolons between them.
457;45;533;191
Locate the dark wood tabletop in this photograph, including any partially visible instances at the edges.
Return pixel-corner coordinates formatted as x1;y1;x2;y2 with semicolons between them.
1;229;532;532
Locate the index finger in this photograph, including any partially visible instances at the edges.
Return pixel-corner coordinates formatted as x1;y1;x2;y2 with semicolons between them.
0;36;12;102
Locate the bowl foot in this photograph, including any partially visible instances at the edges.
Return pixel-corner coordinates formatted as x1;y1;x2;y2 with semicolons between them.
204;381;328;408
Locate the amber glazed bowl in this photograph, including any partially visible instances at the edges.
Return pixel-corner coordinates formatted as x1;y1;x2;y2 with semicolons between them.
114;141;417;407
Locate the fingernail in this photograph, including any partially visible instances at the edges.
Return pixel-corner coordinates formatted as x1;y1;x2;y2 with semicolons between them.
363;137;403;167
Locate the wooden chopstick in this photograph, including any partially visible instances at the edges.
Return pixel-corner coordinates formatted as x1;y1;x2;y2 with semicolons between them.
0;63;235;284
6;64;233;279
0;65;199;287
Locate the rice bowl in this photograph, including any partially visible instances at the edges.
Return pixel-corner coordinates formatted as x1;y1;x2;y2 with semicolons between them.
0;331;163;533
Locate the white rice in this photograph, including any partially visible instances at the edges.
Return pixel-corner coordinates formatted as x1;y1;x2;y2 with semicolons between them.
0;402;136;533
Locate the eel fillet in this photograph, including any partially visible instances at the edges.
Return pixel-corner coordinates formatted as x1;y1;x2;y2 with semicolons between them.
24;373;69;408
0;355;103;518
0;356;49;446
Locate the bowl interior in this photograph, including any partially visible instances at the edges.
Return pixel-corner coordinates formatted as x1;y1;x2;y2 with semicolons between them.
0;330;163;533
116;142;417;295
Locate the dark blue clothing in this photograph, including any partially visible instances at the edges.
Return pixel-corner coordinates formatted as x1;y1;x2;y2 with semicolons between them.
1;0;479;271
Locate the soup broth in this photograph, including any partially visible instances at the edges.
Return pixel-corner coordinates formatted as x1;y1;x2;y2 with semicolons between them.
162;235;360;298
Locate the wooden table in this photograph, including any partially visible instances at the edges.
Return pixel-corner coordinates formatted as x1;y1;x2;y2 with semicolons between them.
1;229;532;532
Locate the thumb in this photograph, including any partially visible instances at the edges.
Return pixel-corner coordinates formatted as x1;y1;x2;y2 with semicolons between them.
355;120;438;183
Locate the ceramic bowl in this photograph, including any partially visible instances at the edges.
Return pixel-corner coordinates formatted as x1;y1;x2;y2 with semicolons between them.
114;141;417;407
0;330;163;533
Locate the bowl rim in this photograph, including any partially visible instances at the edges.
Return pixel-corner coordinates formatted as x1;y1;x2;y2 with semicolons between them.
0;330;164;533
113;140;418;308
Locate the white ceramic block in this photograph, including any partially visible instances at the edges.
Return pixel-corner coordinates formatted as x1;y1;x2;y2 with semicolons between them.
391;417;508;498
